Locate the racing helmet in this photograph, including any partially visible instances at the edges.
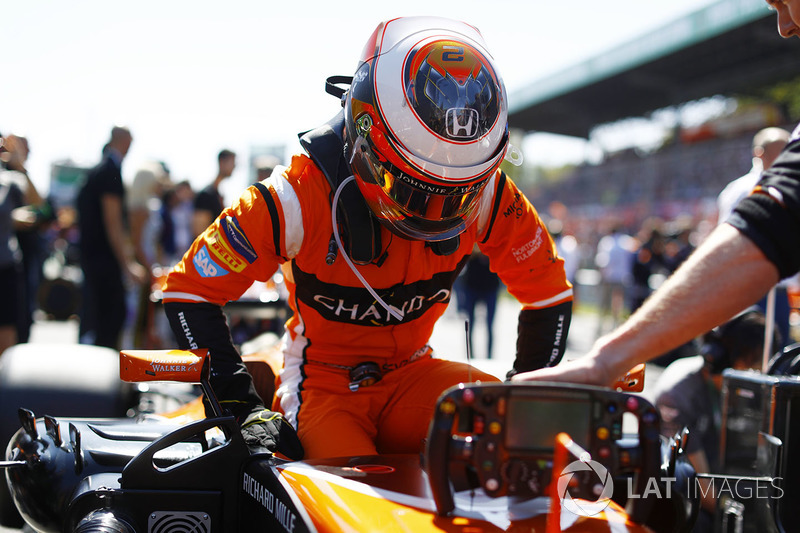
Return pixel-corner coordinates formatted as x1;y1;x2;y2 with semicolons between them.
344;16;511;242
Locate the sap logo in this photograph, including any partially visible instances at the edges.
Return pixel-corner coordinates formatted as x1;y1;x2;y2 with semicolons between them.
446;108;479;139
193;245;229;278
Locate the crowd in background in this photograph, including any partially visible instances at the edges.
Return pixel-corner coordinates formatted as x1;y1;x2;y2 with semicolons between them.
0;126;285;357
537;204;798;353
531;124;800;354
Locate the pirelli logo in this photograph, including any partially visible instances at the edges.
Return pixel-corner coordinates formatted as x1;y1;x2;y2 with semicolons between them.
208;228;247;273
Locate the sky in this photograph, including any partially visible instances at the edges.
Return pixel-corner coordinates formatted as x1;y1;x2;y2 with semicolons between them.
2;0;732;201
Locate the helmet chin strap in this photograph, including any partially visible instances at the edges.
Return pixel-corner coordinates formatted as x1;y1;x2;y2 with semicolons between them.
332;175;403;322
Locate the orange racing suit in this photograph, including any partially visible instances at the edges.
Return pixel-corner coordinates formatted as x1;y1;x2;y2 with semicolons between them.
162;153;573;458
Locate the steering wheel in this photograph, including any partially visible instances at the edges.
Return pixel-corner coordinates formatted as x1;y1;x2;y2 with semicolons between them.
425;382;661;523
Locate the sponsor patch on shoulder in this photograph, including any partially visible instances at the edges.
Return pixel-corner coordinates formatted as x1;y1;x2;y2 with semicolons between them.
193;245;229;277
511;226;544;263
208;227;247;273
222;216;258;263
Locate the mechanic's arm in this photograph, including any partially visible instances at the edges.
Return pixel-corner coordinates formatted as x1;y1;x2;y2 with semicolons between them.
516;135;800;386
513;224;779;386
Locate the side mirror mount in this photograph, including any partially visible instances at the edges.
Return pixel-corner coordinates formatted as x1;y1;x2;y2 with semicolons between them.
612;363;646;392
119;349;224;418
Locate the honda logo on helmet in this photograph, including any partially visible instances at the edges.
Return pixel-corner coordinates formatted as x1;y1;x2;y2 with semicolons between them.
446;108;479;139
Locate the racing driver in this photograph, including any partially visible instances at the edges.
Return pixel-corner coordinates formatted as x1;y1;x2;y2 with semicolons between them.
162;16;573;460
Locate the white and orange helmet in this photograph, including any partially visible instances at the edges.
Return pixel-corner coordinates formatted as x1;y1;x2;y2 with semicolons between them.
344;16;511;242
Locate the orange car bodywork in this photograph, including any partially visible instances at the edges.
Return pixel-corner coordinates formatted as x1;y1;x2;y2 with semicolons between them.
274;455;652;532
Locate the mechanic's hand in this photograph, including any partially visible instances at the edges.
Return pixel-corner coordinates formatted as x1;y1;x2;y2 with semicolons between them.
240;408;304;460
510;354;615;387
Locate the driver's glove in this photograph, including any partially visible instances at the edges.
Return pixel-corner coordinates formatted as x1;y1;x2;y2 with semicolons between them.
240;407;304;460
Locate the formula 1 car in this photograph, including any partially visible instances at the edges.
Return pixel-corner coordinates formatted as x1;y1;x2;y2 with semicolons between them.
1;347;700;533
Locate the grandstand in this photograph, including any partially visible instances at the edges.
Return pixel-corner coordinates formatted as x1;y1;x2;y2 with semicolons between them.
507;0;800;239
